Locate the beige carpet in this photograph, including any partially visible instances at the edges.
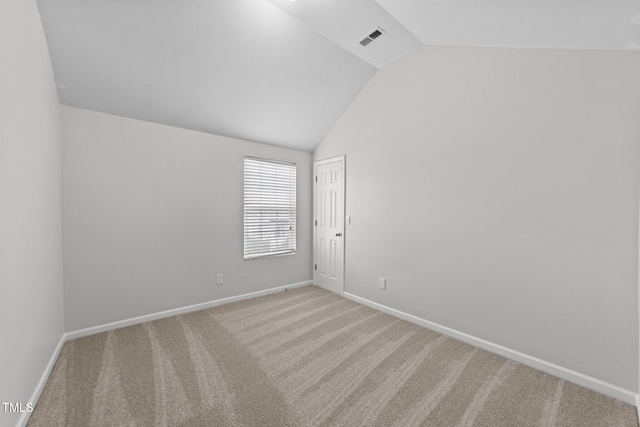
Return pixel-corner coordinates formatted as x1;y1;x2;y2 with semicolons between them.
28;285;638;426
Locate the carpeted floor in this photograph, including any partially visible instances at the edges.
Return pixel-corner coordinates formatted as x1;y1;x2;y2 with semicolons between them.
28;285;638;426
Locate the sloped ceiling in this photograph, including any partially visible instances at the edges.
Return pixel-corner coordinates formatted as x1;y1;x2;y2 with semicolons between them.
36;0;640;152
36;0;377;152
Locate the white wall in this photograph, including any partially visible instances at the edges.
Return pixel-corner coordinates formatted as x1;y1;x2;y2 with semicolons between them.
62;106;313;331
315;46;640;393
0;1;64;426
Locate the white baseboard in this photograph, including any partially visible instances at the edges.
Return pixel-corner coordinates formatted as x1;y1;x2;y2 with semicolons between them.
16;334;66;427
19;281;637;427
65;280;313;341
343;292;639;407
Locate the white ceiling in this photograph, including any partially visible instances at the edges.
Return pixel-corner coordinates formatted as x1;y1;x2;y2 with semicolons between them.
36;0;377;152
376;0;640;51
267;0;422;68
36;0;640;152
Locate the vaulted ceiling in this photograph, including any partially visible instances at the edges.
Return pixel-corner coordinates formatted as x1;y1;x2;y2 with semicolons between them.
36;0;640;152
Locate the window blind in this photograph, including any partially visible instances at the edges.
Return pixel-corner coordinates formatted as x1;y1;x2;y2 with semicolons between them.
244;157;296;260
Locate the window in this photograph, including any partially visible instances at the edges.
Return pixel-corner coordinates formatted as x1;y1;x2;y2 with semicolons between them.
244;157;296;260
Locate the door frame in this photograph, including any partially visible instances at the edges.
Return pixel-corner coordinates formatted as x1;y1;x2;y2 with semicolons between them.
313;155;346;295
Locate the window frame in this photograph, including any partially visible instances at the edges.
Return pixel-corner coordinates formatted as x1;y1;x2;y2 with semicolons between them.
243;156;297;261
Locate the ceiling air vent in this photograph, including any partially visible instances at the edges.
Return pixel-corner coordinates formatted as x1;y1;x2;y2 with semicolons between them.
359;27;386;47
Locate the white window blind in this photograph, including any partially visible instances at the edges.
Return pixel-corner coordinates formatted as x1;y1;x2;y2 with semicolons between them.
244;157;296;260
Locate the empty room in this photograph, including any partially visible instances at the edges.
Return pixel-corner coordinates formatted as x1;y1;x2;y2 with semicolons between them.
2;0;640;426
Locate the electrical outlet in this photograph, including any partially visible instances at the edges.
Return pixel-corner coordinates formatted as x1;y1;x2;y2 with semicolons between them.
379;278;386;290
216;273;224;285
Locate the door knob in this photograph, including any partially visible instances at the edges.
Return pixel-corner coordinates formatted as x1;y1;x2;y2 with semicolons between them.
335;233;342;237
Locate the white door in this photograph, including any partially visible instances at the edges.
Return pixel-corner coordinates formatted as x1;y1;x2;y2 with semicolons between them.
314;156;345;294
